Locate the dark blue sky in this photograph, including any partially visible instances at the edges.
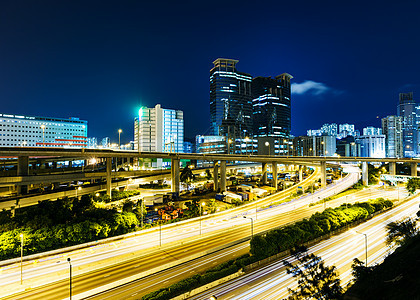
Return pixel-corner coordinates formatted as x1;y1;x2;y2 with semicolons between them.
1;0;420;143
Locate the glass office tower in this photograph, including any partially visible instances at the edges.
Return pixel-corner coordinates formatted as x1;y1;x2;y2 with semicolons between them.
397;92;417;157
252;74;292;138
209;58;253;139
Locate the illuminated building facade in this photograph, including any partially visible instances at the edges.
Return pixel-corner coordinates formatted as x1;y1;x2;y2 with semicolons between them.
356;134;386;158
209;58;253;139
134;104;183;153
0;113;87;147
398;92;417;157
293;135;336;156
252;75;292;138
382;115;403;158
195;135;226;154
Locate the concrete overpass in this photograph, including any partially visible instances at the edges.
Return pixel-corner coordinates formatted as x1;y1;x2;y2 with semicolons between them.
1;147;418;198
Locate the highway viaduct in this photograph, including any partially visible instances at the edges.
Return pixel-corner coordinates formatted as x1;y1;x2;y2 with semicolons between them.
1;147;419;199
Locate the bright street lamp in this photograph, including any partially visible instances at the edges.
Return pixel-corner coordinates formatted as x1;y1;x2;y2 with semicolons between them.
155;208;162;246
355;231;368;266
67;258;72;300
40;125;46;147
20;233;23;284
228;139;233;154
75;186;82;198
118;129;122;149
243;216;253;238
265;141;270;156
200;202;206;235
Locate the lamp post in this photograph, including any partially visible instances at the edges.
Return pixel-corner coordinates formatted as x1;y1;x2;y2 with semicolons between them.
159;220;162;246
40;125;46;147
265;141;270;156
118;129;122;149
228;139;233;154
140;199;144;228
243;216;253;238
356;231;368;266
200;202;206;235
155;208;162;246
67;258;72;300
20;233;23;285
75;186;81;198
255;201;258;220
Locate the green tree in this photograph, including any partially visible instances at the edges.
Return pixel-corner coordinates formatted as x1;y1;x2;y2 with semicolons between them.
406;177;420;194
351;258;375;282
122;200;134;212
205;169;212;180
133;200;147;222
180;166;194;183
386;218;418;246
184;199;200;218
283;246;343;300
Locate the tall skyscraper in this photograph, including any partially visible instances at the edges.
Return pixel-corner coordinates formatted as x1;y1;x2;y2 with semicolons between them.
252;74;293;138
397;92;417;157
209;58;253;139
134;104;184;153
382;115;403;158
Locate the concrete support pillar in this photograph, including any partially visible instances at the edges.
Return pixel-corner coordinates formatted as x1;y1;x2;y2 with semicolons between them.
272;162;278;191
411;162;417;176
262;162;268;185
389;162;396;175
68;161;72;168
17;156;29;194
320;161;327;188
171;158;180;194
362;161;368;186
298;165;303;182
213;162;219;191
106;157;112;199
220;160;227;192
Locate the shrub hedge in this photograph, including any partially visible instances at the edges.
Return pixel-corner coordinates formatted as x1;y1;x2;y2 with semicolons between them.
250;198;393;260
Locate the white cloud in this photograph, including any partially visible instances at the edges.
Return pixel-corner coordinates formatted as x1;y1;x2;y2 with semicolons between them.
291;80;330;96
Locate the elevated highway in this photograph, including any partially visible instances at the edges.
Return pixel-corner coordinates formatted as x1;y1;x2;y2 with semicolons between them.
1;146;417;198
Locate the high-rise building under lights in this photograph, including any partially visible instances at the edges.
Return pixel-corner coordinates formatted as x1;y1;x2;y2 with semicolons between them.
134;104;184;153
209;58;253;139
252;75;293;138
382;115;403;158
397;92;417;157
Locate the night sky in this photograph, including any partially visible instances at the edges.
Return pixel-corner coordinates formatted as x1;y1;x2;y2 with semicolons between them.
1;0;420;143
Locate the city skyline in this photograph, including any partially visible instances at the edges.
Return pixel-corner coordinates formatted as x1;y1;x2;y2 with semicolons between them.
1;1;420;142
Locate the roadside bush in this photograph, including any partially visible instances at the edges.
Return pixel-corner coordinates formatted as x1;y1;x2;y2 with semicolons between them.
250;199;393;260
